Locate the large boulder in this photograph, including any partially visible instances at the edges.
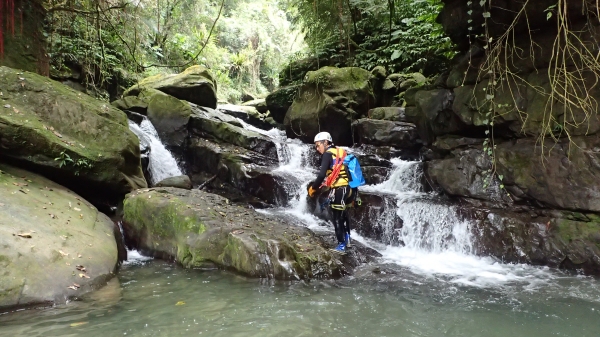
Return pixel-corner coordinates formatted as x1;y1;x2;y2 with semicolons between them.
186;138;290;205
0;66;147;202
427;135;600;212
265;85;298;124
156;175;192;190
278;56;338;86
0;164;118;310
189;107;277;159
241;98;269;114
122;187;353;280
218;104;273;131
134;88;192;148
352;119;422;151
124;66;217;108
469;207;600;275
284;67;375;145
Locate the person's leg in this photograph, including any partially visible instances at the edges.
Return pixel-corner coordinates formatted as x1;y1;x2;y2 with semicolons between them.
331;209;346;244
331;187;350;246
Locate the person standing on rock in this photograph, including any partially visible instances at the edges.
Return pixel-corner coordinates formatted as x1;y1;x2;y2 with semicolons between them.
308;131;354;253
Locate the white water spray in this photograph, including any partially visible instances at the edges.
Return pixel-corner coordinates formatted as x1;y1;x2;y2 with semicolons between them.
128;118;182;185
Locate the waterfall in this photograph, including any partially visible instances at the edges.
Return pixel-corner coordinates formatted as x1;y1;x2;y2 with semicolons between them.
362;158;474;254
128;118;182;185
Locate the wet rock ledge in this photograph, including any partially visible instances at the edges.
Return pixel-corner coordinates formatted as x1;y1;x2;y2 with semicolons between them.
122;187;375;280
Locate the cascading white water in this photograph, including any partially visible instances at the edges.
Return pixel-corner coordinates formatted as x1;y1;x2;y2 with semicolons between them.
223;117;556;287
363;158;557;287
128;118;182;185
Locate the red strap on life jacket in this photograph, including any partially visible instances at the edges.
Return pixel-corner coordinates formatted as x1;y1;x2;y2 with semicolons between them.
321;148;347;188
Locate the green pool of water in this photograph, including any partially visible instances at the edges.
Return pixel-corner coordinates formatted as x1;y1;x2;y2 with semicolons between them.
1;259;599;337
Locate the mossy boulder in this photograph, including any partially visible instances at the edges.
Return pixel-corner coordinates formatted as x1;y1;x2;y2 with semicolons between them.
110;96;148;115
145;89;192;147
189;107;277;158
284;67;375;145
265;85;299;124
124;66;217;108
352;119;421;151
218;104;273;131
241;98;269;114
156;175;192;190
278;56;337;87
0;66;146;202
122;187;350;280
0;164;118;310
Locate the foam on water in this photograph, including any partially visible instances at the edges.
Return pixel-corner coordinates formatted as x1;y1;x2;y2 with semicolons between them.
367;158;561;288
123;250;153;265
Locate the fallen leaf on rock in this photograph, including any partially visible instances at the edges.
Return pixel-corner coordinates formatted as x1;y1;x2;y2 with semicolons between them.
79;214;84;219
74;207;81;211
73;283;81;288
70;322;88;327
231;230;244;235
16;232;32;238
175;301;186;306
79;273;90;279
52;131;63;138
76;265;86;272
49;214;56;219
59;250;69;256
218;212;226;217
78;254;82;258
67;286;78;290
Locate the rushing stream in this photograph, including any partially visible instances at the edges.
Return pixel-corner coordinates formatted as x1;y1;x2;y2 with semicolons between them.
2;120;600;336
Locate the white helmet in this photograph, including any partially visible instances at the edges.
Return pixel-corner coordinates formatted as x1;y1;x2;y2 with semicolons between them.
314;131;332;143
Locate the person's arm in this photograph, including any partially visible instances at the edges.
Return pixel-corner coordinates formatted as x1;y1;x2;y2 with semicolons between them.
311;152;332;189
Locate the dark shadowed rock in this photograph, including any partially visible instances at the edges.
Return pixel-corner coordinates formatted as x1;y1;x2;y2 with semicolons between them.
352;119;421;151
265;85;298;124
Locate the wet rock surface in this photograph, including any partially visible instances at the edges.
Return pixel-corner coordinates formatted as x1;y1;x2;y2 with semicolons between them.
122;187;377;280
0;164;118;310
0;66;147;203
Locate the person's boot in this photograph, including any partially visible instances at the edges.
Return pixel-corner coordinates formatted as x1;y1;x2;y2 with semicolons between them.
333;242;346;253
345;233;351;247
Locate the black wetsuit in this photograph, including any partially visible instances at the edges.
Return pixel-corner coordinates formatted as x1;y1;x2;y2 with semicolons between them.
311;146;353;244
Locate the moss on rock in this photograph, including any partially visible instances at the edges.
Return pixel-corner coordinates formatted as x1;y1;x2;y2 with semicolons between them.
0;164;118;310
0;66;146;200
122;187;348;280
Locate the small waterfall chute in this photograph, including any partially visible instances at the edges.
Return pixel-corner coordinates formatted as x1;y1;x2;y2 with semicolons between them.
128;117;183;185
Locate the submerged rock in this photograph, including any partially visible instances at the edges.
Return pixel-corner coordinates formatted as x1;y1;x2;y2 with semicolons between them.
122;188;355;280
0;66;146;202
0;164;118;310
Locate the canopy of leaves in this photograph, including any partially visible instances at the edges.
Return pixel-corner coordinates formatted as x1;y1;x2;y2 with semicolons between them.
44;0;305;102
284;0;455;75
